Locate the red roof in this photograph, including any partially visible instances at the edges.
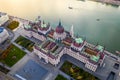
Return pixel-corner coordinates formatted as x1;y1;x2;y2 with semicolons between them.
73;41;81;47
39;27;49;31
55;21;64;34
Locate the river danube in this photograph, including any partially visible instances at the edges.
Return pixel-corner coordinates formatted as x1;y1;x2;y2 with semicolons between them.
0;0;120;53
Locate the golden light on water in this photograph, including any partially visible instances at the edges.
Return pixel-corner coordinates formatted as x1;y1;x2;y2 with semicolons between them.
0;0;119;20
0;0;94;15
0;0;120;53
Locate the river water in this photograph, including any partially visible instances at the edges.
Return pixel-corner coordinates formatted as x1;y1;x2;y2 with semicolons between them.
0;0;120;53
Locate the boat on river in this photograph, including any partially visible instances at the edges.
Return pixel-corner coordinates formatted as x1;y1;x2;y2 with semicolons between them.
68;7;73;9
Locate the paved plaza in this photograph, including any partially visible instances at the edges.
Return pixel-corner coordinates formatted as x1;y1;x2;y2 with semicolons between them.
14;60;48;80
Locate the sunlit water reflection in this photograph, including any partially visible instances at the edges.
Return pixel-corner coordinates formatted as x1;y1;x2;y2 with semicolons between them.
0;0;120;53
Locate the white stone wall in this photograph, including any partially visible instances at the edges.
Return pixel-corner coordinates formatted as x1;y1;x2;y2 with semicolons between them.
31;31;46;41
0;14;9;26
33;47;48;63
33;47;64;66
33;44;101;72
53;32;66;40
0;29;9;44
65;48;87;63
65;48;98;72
85;61;98;72
99;55;106;66
38;27;51;35
71;41;87;52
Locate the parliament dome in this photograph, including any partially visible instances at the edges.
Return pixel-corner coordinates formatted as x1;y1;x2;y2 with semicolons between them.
55;21;64;34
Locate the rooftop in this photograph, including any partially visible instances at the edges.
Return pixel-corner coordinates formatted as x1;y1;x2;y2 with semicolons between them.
75;38;83;44
35;40;63;59
90;55;100;62
41;21;47;28
24;25;31;29
96;45;104;52
62;37;73;46
0;12;7;17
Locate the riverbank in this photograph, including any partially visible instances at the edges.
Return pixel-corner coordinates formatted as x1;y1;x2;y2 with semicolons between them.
89;0;120;6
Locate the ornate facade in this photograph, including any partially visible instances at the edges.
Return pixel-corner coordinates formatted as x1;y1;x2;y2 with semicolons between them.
23;19;105;72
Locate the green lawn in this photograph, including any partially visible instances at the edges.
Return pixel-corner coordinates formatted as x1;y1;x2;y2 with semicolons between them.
15;36;35;52
55;74;67;80
60;61;100;80
0;44;26;67
7;21;19;30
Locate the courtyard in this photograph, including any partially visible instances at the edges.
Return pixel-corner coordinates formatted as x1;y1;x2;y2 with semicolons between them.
15;36;35;52
60;61;100;80
55;74;67;80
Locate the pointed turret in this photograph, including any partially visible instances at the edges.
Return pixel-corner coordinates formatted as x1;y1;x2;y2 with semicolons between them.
58;20;62;27
43;20;45;24
35;16;41;22
38;20;51;35
70;25;74;38
55;20;64;34
47;22;50;27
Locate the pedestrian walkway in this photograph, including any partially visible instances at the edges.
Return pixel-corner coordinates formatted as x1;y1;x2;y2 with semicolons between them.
0;71;15;80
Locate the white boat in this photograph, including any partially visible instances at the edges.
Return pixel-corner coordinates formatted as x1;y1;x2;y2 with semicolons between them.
68;7;73;9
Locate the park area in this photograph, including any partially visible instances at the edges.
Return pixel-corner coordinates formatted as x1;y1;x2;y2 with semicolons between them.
7;21;19;30
0;44;26;67
60;61;100;80
55;74;67;80
15;36;35;52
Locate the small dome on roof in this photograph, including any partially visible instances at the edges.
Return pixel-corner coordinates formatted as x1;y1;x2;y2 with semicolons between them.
90;55;100;62
96;45;104;52
73;38;83;47
39;21;50;31
24;24;31;29
41;21;47;28
75;38;83;44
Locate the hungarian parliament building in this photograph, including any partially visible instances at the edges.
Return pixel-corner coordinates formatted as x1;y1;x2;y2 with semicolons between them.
23;17;105;72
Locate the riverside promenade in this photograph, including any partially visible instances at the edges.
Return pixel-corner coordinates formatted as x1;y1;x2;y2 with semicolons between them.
89;0;120;6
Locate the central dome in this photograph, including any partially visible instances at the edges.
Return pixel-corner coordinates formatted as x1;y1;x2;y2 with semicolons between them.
55;21;64;34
